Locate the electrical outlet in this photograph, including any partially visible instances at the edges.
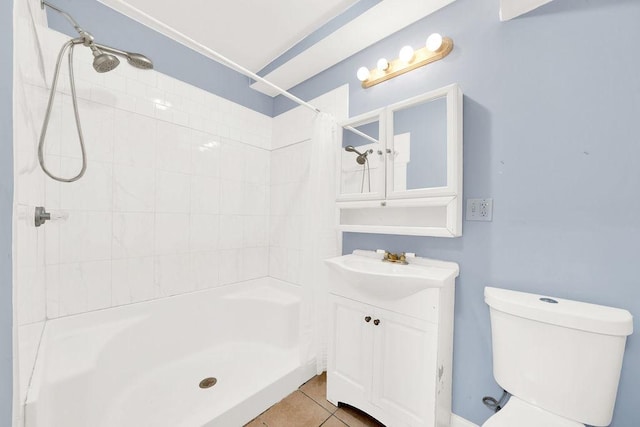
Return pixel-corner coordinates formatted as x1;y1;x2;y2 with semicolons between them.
466;198;493;221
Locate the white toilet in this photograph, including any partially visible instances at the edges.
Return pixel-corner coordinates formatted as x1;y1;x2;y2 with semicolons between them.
483;287;633;427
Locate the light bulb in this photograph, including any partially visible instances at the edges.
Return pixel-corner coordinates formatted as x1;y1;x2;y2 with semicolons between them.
399;45;414;63
377;58;389;72
426;33;443;52
357;66;370;82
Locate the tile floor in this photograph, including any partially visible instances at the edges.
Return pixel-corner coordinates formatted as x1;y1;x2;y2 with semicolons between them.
245;373;385;427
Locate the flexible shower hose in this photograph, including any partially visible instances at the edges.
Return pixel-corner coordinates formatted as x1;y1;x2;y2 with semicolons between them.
38;37;87;183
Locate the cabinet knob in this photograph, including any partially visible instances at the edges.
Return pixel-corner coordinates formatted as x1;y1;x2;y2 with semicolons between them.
364;316;372;323
373;319;380;326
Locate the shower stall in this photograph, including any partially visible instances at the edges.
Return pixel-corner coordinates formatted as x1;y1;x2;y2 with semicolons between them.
12;1;344;426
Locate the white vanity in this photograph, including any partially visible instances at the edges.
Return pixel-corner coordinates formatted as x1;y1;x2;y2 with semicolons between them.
325;251;459;427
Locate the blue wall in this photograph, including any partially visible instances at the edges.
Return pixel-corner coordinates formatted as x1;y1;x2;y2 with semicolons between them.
45;0;274;116
0;0;14;424
277;0;640;425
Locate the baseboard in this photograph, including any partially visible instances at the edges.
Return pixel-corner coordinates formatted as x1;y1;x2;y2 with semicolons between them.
451;413;479;427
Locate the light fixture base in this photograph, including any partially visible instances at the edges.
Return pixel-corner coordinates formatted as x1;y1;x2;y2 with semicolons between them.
361;37;454;88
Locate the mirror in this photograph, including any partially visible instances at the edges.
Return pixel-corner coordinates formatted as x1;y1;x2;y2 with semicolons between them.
391;96;447;192
339;114;383;198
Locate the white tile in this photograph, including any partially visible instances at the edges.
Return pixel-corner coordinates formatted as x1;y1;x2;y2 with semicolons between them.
189;214;219;252
243;216;268;248
45;264;60;318
58;211;112;263
111;257;156;305
59;160;113;211
16;265;46;325
242;247;269;281
190;175;220;214
72;99;115;162
156;121;192;173
113;165;155;212
218;249;242;285
112;213;155;259
191;131;221;176
190;251;220;290
155;170;190;213
58;261;111;316
220;179;243;215
242;182;268;215
244;146;270;185
154;213;189;255
113;109;156;168
218;215;243;250
220;140;246;182
154;254;193;297
44;218;60;266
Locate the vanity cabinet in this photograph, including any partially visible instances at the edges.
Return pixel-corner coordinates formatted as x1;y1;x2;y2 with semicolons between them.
329;296;439;426
337;84;463;237
325;252;459;427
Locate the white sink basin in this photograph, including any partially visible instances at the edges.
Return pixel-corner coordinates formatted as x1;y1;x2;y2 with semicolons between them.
325;254;457;299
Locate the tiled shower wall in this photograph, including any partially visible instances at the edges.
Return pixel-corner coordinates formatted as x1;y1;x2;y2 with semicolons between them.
16;17;272;321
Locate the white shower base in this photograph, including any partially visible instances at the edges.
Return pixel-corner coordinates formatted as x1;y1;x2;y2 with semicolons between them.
25;278;315;427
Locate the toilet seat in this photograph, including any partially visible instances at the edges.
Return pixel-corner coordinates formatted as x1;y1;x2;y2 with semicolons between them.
482;396;584;427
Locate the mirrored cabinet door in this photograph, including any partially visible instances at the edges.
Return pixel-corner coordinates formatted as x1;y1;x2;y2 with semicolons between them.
337;111;386;201
385;85;462;200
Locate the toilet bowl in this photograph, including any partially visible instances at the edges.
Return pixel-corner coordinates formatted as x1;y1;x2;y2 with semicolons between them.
484;287;633;427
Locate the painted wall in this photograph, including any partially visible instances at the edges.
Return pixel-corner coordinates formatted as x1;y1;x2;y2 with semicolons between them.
44;0;273;116
0;0;14;424
276;0;640;425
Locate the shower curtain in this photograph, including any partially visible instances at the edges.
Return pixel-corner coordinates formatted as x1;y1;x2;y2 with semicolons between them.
300;112;340;374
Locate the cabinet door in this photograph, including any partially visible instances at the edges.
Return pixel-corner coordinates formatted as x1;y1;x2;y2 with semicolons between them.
337;110;386;202
371;309;438;426
327;295;374;404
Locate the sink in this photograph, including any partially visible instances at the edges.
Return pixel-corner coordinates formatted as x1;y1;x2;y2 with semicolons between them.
324;253;457;299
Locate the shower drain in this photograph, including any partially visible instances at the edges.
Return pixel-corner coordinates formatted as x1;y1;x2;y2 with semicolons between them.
199;377;218;389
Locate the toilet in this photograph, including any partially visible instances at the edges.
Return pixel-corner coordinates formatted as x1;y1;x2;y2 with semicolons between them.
483;287;633;427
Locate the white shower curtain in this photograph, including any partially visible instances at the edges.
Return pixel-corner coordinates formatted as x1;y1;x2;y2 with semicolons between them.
300;112;340;374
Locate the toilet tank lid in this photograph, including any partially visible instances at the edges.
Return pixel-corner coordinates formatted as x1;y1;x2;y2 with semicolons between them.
485;287;633;336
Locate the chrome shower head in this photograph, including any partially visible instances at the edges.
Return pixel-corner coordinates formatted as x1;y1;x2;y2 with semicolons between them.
126;52;154;70
91;46;120;73
94;43;154;70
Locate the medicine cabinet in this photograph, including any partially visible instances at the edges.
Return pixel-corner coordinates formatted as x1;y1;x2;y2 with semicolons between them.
337;84;463;237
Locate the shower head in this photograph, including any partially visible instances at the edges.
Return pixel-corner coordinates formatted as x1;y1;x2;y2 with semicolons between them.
91;46;120;73
126;53;154;70
95;43;154;70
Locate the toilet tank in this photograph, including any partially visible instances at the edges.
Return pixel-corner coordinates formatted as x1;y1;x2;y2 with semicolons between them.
485;287;633;427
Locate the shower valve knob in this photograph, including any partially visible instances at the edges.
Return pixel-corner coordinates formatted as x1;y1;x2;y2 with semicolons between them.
35;207;51;227
365;316;372;323
373;319;381;326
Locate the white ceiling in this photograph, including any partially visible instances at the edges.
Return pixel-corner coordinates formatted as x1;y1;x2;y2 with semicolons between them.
99;0;457;96
100;0;359;71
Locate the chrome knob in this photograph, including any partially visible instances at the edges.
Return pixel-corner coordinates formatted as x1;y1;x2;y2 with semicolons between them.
364;316;372;323
373;319;380;326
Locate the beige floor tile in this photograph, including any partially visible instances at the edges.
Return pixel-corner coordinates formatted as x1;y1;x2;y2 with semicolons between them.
334;405;385;427
320;416;349;427
300;373;338;413
258;390;333;427
244;417;268;427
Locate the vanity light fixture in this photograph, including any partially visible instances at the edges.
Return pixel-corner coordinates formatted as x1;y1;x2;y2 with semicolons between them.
356;33;453;88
